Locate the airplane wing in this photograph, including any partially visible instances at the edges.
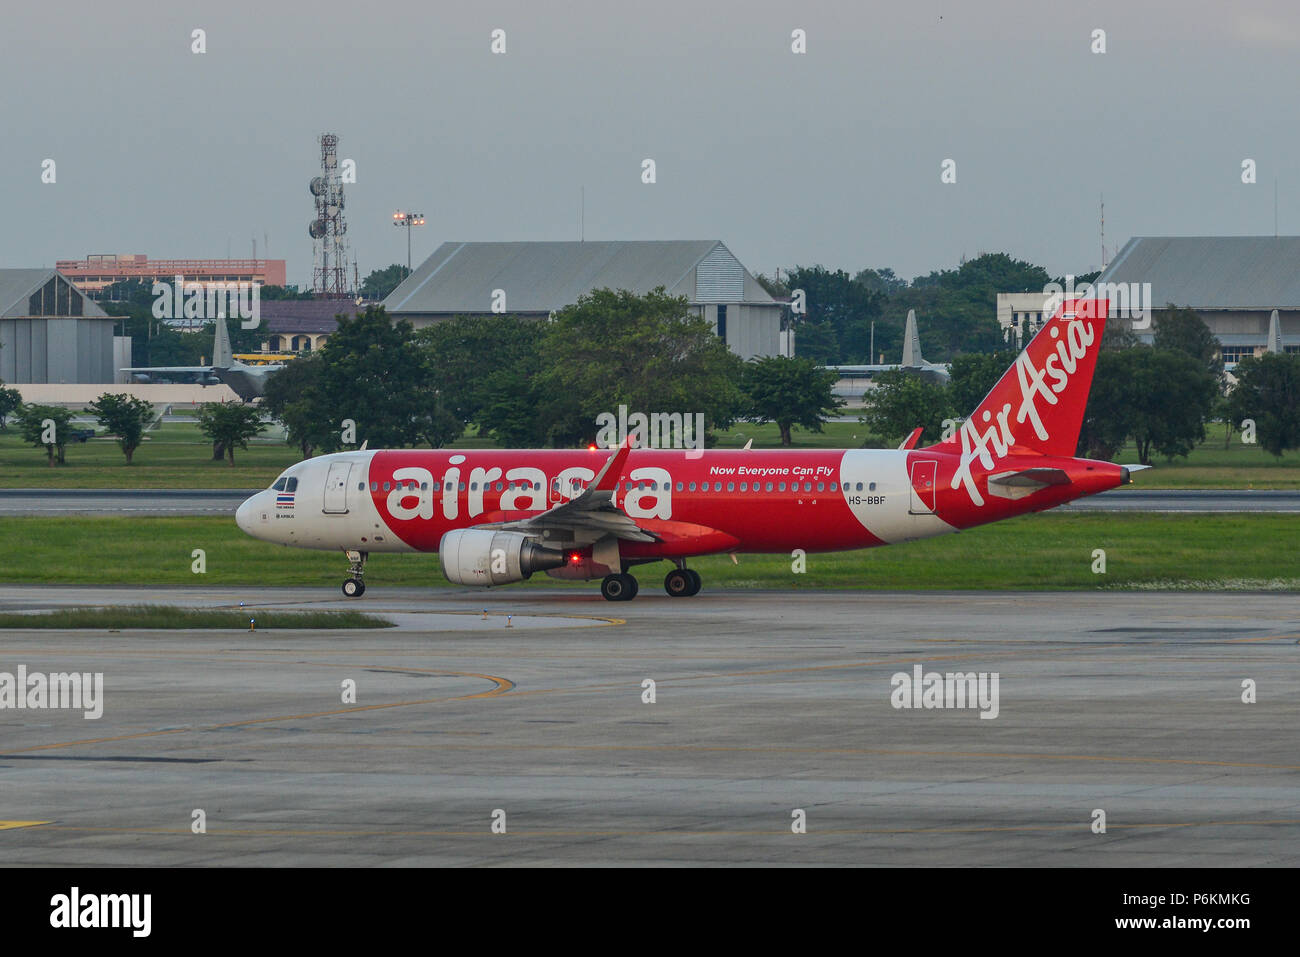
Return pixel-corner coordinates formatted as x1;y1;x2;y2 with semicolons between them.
476;439;660;543
120;365;216;375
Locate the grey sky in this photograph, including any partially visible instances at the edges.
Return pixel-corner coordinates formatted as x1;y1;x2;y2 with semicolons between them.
3;0;1298;287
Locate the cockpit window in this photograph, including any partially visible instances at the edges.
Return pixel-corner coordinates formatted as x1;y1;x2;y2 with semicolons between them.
272;477;287;491
286;478;298;493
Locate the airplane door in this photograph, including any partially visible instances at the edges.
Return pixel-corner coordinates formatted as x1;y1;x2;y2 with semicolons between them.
909;459;937;514
323;462;352;514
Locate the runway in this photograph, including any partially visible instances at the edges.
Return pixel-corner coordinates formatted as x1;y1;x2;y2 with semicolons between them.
1;586;1297;866
3;487;1299;515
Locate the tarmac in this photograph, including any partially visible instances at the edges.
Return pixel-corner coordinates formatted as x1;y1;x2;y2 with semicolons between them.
0;585;1297;866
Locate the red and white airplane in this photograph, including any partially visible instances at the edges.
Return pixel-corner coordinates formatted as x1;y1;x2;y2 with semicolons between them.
236;298;1137;600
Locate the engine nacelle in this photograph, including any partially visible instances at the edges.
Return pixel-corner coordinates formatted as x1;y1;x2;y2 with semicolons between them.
438;529;567;587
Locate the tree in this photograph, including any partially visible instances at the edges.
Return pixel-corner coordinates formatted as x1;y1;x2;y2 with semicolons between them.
741;356;843;446
536;288;745;447
0;386;21;428
784;265;887;364
261;353;333;458
86;393;155;463
315;306;457;451
1127;350;1216;462
1228;353;1300;456
360;264;411;301
946;351;1018;415
15;404;74;466
417;315;544;429
1077;351;1137;460
1078;348;1217;463
1154;305;1224;379
198;402;265;465
852;267;908;295
860;370;956;445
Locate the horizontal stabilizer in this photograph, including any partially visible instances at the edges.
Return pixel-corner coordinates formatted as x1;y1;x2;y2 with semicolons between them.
987;467;1072;500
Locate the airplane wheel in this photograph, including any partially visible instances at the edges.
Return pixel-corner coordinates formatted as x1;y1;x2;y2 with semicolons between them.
342;578;365;597
664;569;693;597
686;569;702;596
600;573;637;601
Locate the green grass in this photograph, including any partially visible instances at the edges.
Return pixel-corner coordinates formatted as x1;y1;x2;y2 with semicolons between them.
0;422;299;489
2;419;1297;489
0;604;393;629
0;514;1294;591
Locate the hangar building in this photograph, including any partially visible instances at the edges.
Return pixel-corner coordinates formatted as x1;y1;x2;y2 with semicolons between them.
1094;236;1300;367
382;240;790;359
0;268;118;384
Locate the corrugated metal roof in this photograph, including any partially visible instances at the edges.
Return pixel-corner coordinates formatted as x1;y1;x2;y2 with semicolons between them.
1097;236;1300;309
382;240;774;314
258;300;361;333
0;268;111;319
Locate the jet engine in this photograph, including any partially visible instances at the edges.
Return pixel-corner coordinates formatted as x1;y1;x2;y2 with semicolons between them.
438;529;567;586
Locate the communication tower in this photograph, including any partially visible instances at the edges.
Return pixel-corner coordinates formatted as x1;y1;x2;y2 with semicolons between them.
309;133;352;296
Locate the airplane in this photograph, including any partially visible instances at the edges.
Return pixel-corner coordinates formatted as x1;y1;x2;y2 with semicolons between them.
827;308;951;402
121;319;284;401
236;297;1140;601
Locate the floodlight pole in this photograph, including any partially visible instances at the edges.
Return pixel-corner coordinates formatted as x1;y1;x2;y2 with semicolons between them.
392;211;426;274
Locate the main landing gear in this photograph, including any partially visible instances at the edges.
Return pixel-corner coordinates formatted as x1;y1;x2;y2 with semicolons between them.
599;563;703;601
600;572;639;602
663;567;701;598
342;549;368;598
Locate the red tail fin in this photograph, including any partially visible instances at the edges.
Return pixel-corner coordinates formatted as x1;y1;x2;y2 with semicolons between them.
930;297;1109;457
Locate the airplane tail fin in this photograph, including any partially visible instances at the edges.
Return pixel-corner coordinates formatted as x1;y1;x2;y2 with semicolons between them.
213;317;233;368
901;309;923;367
1268;309;1283;354
928;298;1109;457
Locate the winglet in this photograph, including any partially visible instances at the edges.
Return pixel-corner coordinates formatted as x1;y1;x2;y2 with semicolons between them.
591;437;633;492
743;438;753;450
898;427;923;450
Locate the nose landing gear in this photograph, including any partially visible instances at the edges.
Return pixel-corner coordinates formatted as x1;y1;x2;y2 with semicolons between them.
342;549;368;597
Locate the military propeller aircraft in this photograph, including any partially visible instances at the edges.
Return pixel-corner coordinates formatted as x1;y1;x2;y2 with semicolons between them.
122;318;283;400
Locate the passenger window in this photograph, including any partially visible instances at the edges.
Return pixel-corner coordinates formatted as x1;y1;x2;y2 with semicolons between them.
817;482;825;492
370;482;378;492
715;482;723;492
471;482;478;491
804;482;812;492
778;482;786;491
869;482;877;491
495;482;503;492
766;482;773;492
676;482;684;492
433;482;441;491
688;482;697;491
357;482;364;491
727;482;735;492
856;482;863;491
739;482;747;491
830;483;837;492
458;482;466;492
382;482;391;492
421;482;428;491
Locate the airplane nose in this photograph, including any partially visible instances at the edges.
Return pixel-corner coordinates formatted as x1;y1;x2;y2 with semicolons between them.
235;495;256;534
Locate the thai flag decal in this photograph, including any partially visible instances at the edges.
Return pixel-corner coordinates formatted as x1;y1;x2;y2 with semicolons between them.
275;492;295;509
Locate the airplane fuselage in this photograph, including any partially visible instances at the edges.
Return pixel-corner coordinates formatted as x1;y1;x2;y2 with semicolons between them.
236;445;1124;560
